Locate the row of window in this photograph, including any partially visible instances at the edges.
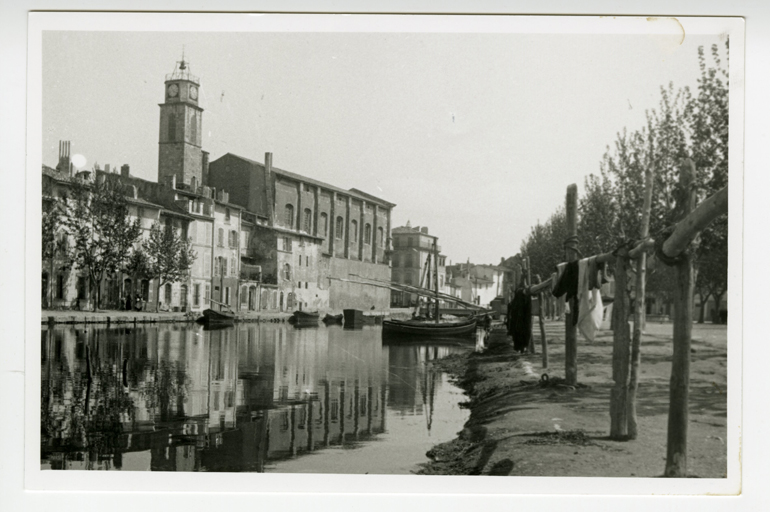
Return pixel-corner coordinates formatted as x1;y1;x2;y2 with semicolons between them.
217;228;239;248
392;253;446;268
283;204;385;245
213;256;237;277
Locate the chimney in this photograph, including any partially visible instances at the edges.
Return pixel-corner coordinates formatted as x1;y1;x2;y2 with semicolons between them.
57;140;71;175
421;227;428;234
105;164;111;173
121;164;130;178
201;151;210;186
264;152;274;225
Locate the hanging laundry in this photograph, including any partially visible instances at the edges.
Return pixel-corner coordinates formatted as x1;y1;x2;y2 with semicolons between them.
577;257;604;342
552;263;567;293
552;260;579;325
509;288;532;352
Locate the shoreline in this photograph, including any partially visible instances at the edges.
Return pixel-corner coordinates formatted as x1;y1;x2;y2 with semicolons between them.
41;308;411;326
419;320;728;478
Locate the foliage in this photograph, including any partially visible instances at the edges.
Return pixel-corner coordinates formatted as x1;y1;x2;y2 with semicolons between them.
61;176;141;311
518;42;729;315
143;221;196;312
520;208;567;281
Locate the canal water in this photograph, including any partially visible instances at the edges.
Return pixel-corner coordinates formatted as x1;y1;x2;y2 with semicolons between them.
40;322;471;474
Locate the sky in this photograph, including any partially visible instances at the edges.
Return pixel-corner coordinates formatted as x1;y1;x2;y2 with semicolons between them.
42;27;725;265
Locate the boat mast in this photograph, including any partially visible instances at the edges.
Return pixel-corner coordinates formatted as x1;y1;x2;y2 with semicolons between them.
433;239;439;324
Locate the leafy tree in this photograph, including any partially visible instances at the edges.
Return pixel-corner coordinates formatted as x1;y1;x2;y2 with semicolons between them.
518;42;729;320
42;198;69;307
520;208;567;282
143;221;195;312
122;246;150;298
695;216;728;323
61;176;141;311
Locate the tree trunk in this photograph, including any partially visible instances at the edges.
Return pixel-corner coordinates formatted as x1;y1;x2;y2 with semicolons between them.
610;252;631;440
665;252;693;476
713;293;724;323
664;158;698;478
564;184;579;386
156;278;162;313
91;274;100;312
627;160;654;440
627;251;645;439
49;257;55;309
539;292;548;369
697;291;710;324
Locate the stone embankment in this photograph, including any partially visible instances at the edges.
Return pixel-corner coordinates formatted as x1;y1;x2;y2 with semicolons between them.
42;308;413;326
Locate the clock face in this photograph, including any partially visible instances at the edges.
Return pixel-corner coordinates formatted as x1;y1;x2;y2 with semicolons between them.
167;84;179;97
190;86;198;100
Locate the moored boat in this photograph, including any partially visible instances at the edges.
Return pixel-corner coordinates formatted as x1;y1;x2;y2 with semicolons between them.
322;313;343;324
197;308;235;327
381;316;477;339
290;310;320;326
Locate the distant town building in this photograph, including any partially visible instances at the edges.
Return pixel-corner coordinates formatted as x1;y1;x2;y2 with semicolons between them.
445;261;506;308
389;223;447;307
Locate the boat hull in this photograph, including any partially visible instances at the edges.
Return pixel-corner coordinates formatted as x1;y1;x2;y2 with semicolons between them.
290;311;320;326
381;318;477;339
198;309;235;326
322;314;343;324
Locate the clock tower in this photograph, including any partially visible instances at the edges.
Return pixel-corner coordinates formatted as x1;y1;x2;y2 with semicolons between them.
158;58;203;187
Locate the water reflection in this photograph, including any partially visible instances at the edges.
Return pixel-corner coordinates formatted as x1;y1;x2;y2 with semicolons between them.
40;323;469;473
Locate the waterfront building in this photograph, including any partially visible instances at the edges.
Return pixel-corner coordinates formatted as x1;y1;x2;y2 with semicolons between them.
389;223;447;307
208;153;395;311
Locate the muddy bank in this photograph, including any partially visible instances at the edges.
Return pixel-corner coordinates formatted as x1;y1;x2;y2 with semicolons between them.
419;321;728;478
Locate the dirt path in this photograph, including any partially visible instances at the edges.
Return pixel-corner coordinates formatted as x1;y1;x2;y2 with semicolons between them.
419;320;727;478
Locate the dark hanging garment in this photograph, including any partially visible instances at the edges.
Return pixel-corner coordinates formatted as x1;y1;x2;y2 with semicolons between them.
510;288;532;352
552;260;580;325
506;298;516;336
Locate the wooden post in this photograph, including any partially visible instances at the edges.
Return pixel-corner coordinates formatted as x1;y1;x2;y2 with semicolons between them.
536;274;548;369
526;256;536;354
664;159;698;477
564;184;578;386
609;249;631;439
628;161;654;439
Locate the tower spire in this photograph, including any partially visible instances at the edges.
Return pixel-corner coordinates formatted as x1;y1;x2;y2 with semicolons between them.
179;45;187;70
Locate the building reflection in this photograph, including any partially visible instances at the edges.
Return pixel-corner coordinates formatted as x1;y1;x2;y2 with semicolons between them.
40;324;461;472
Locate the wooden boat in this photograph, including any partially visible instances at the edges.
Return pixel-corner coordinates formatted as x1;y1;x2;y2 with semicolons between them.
382;238;477;340
381;316;477;339
290;310;320;326
197;308;235;327
322;313;343;324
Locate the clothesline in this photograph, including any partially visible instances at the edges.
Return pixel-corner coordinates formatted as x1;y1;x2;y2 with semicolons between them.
522;183;727;297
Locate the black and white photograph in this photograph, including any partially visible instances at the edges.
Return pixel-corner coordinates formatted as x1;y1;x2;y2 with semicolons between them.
10;9;756;503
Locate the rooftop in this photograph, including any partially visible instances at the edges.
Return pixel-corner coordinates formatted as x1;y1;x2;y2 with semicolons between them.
219;153;395;209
